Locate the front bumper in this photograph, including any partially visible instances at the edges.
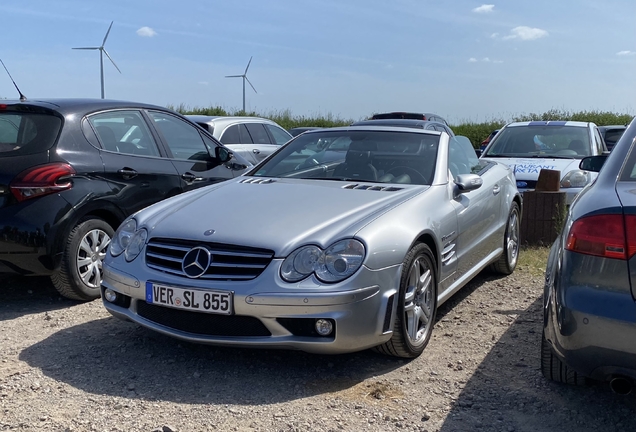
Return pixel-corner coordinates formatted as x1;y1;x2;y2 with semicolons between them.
101;258;401;354
544;249;636;381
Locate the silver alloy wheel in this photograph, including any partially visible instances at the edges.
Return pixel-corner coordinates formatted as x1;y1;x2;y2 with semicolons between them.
506;208;520;268
404;257;434;346
76;229;111;288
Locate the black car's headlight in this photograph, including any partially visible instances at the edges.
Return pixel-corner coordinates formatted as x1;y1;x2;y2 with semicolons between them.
109;219;147;261
280;239;365;283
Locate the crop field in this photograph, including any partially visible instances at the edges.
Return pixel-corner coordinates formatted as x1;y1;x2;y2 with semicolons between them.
170;105;633;147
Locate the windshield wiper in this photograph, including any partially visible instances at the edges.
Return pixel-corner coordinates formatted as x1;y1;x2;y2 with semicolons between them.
305;177;380;183
485;154;576;160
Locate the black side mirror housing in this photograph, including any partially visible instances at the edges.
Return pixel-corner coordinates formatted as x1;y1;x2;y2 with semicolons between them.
579;155;607;173
215;146;233;163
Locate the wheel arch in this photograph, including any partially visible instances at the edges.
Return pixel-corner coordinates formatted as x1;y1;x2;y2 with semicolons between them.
411;232;440;279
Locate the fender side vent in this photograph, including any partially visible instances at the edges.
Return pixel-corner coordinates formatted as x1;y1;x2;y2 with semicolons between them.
239;178;276;184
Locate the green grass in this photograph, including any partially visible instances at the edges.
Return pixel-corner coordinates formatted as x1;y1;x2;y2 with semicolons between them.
171;105;633;148
518;246;551;277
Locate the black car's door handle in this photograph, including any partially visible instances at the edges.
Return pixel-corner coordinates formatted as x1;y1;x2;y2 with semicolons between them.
181;173;202;182
117;168;138;179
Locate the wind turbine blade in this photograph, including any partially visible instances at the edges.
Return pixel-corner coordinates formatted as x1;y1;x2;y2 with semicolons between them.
102;21;114;46
225;75;243;78
102;49;121;73
72;47;100;50
245;76;257;94
244;56;252;74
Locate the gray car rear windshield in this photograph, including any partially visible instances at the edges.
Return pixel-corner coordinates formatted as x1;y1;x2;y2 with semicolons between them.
251;130;440;185
0;112;62;156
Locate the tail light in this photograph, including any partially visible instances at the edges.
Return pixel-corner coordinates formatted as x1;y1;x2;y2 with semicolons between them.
10;163;76;202
565;214;636;260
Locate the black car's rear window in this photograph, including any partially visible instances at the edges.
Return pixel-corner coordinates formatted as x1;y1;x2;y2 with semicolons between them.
0;112;62;156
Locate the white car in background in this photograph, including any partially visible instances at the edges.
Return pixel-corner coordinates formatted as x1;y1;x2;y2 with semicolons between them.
480;121;608;204
187;116;292;165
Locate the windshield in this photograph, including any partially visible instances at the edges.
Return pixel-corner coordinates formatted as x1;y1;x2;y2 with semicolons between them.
0;112;62;156
251;130;440;185
484;125;591;159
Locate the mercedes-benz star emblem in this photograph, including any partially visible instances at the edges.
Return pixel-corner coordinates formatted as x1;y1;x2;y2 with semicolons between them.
182;246;211;278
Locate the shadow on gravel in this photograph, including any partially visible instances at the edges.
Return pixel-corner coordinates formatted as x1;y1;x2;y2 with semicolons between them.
0;275;80;321
439;297;636;432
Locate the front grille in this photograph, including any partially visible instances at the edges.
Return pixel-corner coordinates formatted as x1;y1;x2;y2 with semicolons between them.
145;238;274;280
137;302;271;337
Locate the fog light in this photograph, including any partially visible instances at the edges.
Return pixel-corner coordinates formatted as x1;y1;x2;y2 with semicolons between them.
104;289;118;303
315;319;333;336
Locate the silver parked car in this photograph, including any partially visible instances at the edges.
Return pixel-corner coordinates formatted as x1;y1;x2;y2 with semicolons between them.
101;126;521;358
187;116;292;165
542;118;636;394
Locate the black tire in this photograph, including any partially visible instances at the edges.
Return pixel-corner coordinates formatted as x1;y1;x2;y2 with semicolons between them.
375;243;438;358
540;332;587;385
51;217;114;301
490;202;520;275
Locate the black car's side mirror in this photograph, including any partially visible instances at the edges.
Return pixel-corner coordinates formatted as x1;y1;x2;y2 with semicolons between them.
215;146;233;163
579;155;607;173
474;149;483;157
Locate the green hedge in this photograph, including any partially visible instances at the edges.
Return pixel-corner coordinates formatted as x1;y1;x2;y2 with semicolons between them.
172;105;633;148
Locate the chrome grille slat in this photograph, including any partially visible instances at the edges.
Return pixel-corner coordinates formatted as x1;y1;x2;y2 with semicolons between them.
146;252;183;263
145;238;274;281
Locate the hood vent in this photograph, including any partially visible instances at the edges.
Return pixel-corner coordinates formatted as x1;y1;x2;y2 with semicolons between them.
239;178;276;184
343;184;403;192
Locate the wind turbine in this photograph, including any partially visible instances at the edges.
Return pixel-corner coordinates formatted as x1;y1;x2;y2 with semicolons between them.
72;21;121;99
225;56;257;112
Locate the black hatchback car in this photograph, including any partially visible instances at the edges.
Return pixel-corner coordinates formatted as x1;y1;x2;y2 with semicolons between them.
0;99;249;301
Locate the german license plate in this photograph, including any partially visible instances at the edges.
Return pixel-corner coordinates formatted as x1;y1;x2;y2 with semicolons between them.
145;282;233;315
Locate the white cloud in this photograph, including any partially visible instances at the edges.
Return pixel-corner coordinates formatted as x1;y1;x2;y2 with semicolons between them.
617;50;636;56
493;60;504;63
490;33;499;39
468;57;478;62
136;26;157;37
482;57;491;62
473;4;495;13
198;81;209;86
504;26;548;41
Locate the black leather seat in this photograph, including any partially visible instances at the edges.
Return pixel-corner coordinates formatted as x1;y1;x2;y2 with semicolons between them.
95;126;119;152
333;141;378;181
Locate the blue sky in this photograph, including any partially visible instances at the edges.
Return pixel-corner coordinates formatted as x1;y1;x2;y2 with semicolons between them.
1;0;634;123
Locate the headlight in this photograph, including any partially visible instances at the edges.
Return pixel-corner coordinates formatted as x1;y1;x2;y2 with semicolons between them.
280;239;366;283
124;228;148;262
109;219;137;257
560;170;592;188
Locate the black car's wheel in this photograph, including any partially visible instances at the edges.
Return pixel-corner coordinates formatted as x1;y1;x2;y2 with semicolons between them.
490;202;520;275
540;331;587;385
51;217;114;301
376;243;438;358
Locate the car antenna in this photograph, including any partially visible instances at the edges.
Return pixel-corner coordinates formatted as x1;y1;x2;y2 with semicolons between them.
0;59;27;102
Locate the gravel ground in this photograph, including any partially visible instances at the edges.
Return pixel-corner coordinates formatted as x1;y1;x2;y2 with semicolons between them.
1;263;635;432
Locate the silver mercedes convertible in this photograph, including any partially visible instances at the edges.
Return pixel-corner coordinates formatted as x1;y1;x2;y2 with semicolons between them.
101;126;521;358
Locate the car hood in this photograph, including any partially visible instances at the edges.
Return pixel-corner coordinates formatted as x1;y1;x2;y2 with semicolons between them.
480;157;581;180
135;178;427;257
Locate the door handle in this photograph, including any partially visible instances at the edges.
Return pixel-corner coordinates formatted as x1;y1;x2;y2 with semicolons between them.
117;168;138;179
252;149;261;154
493;184;501;195
181;173;202;182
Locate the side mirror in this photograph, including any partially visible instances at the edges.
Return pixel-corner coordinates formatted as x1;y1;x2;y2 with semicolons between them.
474;149;483;157
579;155;607;173
215;146;233;163
455;173;483;193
